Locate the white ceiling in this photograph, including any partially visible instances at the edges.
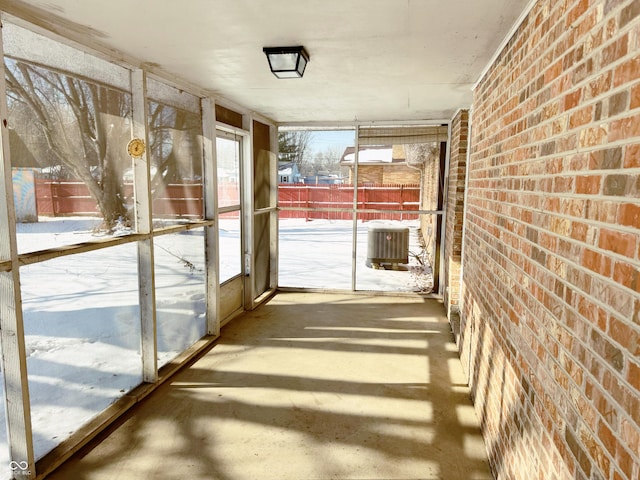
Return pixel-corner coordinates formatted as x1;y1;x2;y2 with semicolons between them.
1;0;532;124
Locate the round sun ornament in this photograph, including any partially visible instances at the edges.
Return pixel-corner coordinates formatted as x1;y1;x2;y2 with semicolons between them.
127;138;146;158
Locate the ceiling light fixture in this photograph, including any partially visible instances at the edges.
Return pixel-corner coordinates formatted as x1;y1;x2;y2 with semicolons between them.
263;46;309;79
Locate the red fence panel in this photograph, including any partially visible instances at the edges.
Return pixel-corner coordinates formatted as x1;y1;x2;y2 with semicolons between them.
35;180;100;216
277;184;420;221
35;180;205;219
152;184;203;218
33;181;420;221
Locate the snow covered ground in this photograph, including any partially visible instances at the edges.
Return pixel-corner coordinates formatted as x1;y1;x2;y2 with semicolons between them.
0;217;432;478
278;218;432;292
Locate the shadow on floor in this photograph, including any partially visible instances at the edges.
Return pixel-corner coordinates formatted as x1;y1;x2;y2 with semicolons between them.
47;292;492;480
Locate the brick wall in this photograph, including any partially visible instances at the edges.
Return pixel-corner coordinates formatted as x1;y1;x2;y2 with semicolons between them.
443;110;468;318
460;1;640;479
354;165;383;184
350;164;421;184
382;164;422;184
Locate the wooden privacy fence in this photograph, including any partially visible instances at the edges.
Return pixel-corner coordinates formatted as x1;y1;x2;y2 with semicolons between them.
35;180;205;218
31;180;420;220
278;184;420;221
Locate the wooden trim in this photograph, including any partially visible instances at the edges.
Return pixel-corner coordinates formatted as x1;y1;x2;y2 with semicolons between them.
242;115;254;310
17;222;213;267
351;128;360;290
152;221;214;235
254;206;277;216
276;286;442;298
0;17;35;478
269;124;279;291
131;69;158;384
218;204;241;215
18;233;147;266
215;104;243;129
202;97;221;337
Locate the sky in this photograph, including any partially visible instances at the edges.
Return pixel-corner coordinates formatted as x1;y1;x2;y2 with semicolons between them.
308;130;355;156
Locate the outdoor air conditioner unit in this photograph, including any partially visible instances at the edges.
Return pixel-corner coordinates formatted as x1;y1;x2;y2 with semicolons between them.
366;224;409;268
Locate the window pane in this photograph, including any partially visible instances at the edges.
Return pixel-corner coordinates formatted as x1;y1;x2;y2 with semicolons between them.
217;132;242;283
355;214;432;292
216;136;240;208
354;141;437;293
154;230;207;367
278;217;353;290
219;214;241;283
19;244;142;459
5;24;133;253
147;79;203;225
278;129;354;290
278;128;351;185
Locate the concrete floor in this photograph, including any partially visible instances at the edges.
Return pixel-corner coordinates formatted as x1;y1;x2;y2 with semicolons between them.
47;292;493;480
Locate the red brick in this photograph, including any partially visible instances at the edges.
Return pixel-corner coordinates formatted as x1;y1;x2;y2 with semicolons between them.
601;35;629;68
613;261;640;292
588;71;613;99
618;203;640;227
576;296;608;331
609;316;640;356
628;360;640;392
576;175;602;194
545;59;564;84
598;417;618;457
582;248;612;276
558;133;577;152
566;0;590;27
604;15;616;40
609;115;640;142
599;229;637;258
603;368;640;420
569;105;594;128
564;89;583;110
570;152;589;170
619;418;640;467
578;8;599;38
621;0;640;28
631;83;640;109
579;425;611;476
580;126;608;147
616;444;635;480
625;144;640;168
613;55;640;88
571;221;589;242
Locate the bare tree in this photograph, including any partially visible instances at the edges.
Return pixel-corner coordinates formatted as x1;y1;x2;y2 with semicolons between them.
147;100;202;190
278;129;312;170
405;142;439;165
5;59;203;229
310;146;345;176
5;58;131;229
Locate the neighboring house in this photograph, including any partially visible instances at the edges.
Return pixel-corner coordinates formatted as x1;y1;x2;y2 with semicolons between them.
278;161;301;183
339;145;421;184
